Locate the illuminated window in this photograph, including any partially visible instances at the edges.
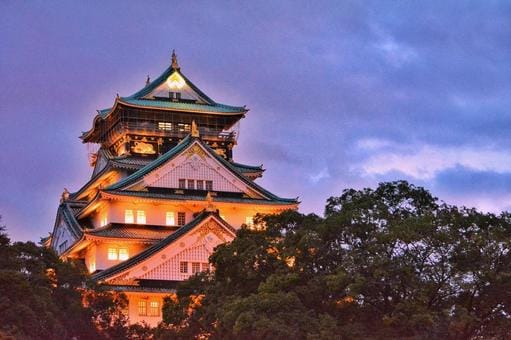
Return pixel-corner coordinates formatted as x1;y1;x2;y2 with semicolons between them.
245;216;254;227
196;180;204;190
125;210;134;223
158;122;172;131
136;210;146;224
177;212;186;226
119;248;129;261
192;262;201;274
108;248;118;260
178;179;186;189
138;300;147;316
187;179;195;190
166;212;175;225
180;261;188;273
178;123;190;132
149;301;160;316
201;263;209;271
205;180;213;191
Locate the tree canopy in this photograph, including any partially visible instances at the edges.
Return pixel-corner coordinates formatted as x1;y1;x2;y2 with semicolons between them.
160;181;511;339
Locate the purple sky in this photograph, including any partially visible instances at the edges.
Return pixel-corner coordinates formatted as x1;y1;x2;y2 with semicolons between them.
1;1;511;241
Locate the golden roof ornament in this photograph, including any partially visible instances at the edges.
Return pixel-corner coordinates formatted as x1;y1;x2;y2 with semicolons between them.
191;120;200;137
60;188;70;203
145;75;150;86
171;49;179;70
205;191;216;212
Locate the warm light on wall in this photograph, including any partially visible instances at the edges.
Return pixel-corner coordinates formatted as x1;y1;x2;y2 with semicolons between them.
166;212;175;225
119;248;129;261
137;210;146;224
166;72;185;89
125;210;134;224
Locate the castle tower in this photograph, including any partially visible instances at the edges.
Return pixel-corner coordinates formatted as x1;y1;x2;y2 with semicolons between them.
49;52;298;326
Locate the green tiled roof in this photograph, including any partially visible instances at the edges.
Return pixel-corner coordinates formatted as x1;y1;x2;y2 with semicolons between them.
106;135;298;204
118;98;246;114
92;211;233;282
103;189;297;206
85;224;177;240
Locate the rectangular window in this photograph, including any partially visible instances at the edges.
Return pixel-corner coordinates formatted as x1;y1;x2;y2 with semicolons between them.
192;262;201;274
205;180;213;191
108;248;118;260
118;248;129;261
125;210;134;224
177;212;186;226
196;180;204;190
166;212;175;226
136;210;146;224
149;301;160;317
178;123;190;132
201;263;209;272
187;179;195;190
138;300;147;316
178;179;186;189
158;122;172;131
180;261;188;273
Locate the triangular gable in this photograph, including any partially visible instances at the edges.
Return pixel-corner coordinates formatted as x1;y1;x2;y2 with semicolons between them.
128;66;215;105
108;136;275;200
50;204;84;255
92;212;235;283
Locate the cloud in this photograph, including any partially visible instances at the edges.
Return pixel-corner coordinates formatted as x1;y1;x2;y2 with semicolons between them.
358;144;511;180
308;167;330;184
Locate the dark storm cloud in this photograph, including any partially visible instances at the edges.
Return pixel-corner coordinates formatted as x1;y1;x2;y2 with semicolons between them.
1;1;510;240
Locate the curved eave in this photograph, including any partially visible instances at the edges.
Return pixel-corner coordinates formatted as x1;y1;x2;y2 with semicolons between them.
81;97;247;143
101;190;299;207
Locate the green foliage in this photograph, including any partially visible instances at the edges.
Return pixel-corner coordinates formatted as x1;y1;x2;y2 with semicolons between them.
159;181;511;339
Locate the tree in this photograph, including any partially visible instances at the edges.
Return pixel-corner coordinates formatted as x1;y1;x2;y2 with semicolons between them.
160;181;511;339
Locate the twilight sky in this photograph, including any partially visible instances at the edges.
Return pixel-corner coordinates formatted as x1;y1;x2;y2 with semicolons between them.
1;1;511;241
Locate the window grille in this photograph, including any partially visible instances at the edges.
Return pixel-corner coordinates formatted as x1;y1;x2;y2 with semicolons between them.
180;261;188;273
138;300;147;316
136;210;146;224
158;122;172;131
178;212;186;226
119;248;129;261
196;180;204;190
125;210;134;223
149;301;160;316
202;263;209;271
205;180;213;191
187;179;195;190
192;262;201;274
166;212;175;225
108;248;118;260
178;179;186;189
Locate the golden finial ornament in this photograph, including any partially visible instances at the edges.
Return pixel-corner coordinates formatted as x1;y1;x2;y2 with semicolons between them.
191;120;200;137
171;49;179;70
145;75;150;86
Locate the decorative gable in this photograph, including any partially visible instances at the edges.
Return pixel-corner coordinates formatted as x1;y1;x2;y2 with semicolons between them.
141;71;208;104
51;217;78;255
101;215;235;284
138;142;262;197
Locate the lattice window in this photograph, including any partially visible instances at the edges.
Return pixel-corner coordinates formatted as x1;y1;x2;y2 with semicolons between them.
149;301;160;316
138;300;147;316
178;212;186;226
192;262;201;274
125;210;134;223
158;122;172;131
119;248;129;261
196;180;204;190
136;210;146;224
108;248;118;260
187;179;195;190
202;263;209;271
166;212;175;225
178;179;186;189
180;261;188;273
205;180;213;191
